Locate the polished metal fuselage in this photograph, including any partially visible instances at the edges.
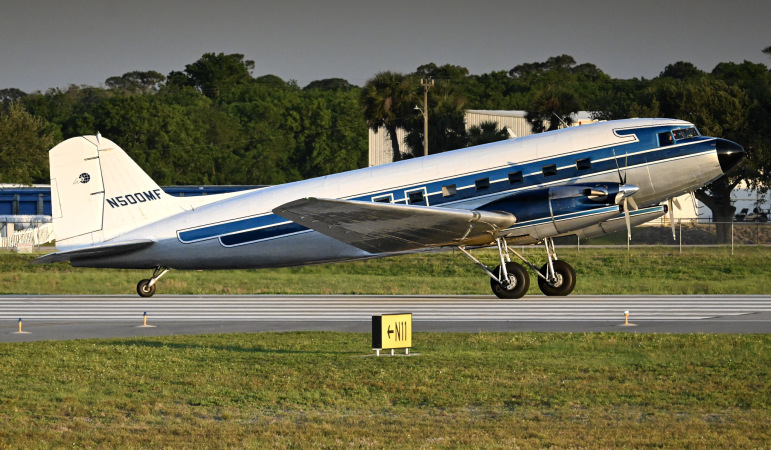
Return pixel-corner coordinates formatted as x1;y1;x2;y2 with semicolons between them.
72;118;726;269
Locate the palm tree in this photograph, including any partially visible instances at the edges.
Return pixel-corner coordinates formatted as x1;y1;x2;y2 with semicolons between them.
466;121;510;147
405;84;467;155
361;72;417;161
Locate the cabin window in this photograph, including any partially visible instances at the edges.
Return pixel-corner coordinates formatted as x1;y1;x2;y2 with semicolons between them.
542;164;557;177
442;184;457;197
659;131;674;147
508;171;523;184
372;194;393;203
576;158;591;170
475;178;490;190
407;190;425;204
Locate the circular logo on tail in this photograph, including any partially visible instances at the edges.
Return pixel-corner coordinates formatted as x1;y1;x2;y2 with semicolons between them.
79;173;91;184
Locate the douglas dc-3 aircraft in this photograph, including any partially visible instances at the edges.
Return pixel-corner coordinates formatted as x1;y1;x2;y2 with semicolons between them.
35;118;744;298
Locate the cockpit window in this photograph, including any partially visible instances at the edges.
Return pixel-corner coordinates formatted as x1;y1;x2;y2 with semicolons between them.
672;127;699;140
658;131;674;147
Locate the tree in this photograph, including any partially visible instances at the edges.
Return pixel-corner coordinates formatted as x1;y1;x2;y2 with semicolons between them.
404;81;467;156
293;89;367;177
105;71;166;93
0;102;55;184
303;78;355;91
466;121;510;147
659;61;705;79
0;88;27;108
509;54;577;78
525;87;580;133
174;52;255;99
360;72;417;161
414;63;469;80
88;94;207;184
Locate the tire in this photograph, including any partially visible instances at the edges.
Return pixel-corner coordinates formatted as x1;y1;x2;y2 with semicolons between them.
490;262;530;299
537;260;576;296
137;279;156;298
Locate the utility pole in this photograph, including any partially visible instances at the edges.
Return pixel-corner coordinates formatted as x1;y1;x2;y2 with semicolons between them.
420;78;434;157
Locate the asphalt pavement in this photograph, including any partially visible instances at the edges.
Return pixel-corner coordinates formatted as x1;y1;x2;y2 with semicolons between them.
2;294;770;342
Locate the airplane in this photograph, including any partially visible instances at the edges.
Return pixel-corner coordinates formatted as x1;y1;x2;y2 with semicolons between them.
34;118;744;298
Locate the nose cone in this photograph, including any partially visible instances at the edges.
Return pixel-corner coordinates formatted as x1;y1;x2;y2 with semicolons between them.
614;184;639;205
716;139;744;174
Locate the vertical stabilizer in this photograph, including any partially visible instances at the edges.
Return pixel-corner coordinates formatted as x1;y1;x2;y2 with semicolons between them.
49;135;182;249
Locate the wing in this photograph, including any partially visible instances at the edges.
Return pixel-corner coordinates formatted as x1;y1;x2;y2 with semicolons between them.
273;198;516;253
32;239;155;264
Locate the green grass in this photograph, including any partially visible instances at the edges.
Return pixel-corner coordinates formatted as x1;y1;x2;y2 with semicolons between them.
3;246;771;295
0;332;768;447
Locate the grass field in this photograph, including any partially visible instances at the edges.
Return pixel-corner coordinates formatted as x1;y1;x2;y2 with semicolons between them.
2;246;771;296
2;247;770;446
0;332;769;447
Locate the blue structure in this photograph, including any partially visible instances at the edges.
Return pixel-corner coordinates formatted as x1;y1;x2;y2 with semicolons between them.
0;185;262;217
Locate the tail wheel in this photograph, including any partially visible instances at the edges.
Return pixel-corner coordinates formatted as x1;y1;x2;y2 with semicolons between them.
537;260;576;296
137;279;156;298
490;262;530;299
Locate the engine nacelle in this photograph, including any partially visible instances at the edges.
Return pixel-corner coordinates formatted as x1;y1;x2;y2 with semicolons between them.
477;183;631;242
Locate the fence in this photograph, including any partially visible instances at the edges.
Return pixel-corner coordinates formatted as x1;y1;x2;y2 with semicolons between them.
2;216;770;254
552;220;771;252
0;216;54;252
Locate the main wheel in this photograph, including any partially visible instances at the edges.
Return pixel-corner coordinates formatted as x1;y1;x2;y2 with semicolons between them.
537;260;576;296
490;262;530;299
137;279;156;298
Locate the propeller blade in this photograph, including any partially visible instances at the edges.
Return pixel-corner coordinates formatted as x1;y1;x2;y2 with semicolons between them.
624;198;632;241
668;198;676;240
627;196;638;211
612;149;626;184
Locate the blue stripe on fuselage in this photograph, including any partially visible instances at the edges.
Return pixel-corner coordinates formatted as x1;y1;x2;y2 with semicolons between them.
177;127;715;247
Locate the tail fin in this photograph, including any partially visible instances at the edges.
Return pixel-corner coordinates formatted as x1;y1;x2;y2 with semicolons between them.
49;134;181;249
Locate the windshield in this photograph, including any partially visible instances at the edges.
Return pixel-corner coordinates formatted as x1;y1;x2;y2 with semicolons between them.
672;127;700;140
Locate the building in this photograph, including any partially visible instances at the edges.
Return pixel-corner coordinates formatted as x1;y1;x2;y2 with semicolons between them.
368;110;597;166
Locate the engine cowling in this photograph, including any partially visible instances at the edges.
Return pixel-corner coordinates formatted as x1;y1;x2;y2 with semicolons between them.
476;183;634;241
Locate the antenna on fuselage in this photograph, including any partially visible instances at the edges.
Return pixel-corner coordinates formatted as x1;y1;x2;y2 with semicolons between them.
552;112;569;129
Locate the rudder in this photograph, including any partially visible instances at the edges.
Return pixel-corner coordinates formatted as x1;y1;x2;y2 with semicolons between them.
49;134;180;249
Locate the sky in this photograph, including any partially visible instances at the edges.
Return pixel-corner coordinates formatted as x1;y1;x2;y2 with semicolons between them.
1;0;769;93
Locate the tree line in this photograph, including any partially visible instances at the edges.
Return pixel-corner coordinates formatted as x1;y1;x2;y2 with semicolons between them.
1;49;770;227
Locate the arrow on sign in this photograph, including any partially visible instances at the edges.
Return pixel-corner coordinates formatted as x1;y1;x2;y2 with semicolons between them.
387;325;394;339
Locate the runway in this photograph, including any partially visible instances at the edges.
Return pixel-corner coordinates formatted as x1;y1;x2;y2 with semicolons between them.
2;295;770;341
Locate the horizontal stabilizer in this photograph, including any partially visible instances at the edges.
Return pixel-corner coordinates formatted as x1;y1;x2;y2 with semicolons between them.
273;198;516;253
32;239;155;264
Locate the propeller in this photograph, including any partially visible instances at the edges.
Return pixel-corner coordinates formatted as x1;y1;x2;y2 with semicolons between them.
668;198;676;240
612;149;639;241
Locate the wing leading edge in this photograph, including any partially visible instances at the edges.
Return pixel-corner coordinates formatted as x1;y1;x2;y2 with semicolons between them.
273;198;516;253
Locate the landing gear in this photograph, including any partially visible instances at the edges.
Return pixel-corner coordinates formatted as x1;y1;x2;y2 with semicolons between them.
537;260;576;296
490;262;530;299
137;266;169;298
535;237;576;296
459;236;577;299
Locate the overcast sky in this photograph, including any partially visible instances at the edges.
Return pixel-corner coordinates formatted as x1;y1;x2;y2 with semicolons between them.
2;0;769;93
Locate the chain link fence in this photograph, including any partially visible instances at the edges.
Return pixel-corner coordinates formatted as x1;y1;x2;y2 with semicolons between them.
555;219;771;250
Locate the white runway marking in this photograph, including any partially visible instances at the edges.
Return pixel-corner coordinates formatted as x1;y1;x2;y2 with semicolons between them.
2;295;771;322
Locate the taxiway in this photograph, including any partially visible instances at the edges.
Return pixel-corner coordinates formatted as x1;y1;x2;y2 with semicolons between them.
2;294;769;341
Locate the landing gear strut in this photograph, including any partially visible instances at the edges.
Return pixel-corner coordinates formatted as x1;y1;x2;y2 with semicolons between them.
536;238;576;296
459;237;576;299
137;266;169;298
